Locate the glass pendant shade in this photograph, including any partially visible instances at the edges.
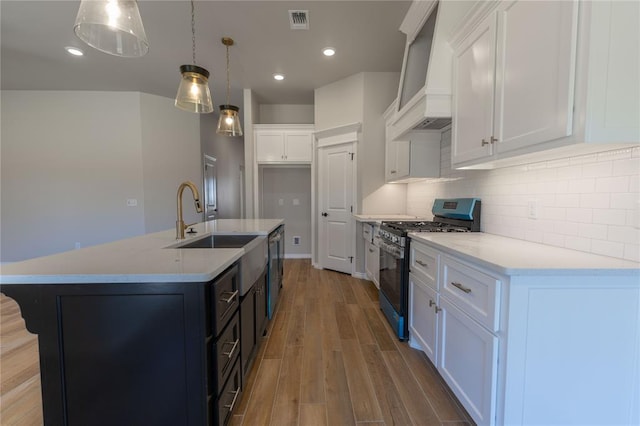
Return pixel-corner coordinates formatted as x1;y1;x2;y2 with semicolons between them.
175;65;214;113
74;0;149;57
216;105;243;136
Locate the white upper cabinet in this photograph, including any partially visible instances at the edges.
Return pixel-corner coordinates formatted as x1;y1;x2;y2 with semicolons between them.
255;124;314;164
451;0;639;169
385;132;441;183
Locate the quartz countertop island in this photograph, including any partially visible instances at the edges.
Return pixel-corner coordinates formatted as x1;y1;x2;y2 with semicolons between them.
0;219;283;284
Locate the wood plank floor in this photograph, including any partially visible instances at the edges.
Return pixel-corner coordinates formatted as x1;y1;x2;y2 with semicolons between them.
231;260;474;426
0;259;474;426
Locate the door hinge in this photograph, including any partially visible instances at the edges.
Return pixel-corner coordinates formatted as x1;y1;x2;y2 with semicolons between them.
349;152;354;161
349;256;353;264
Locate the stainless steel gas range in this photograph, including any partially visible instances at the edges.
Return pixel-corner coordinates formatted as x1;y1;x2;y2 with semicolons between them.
378;198;481;340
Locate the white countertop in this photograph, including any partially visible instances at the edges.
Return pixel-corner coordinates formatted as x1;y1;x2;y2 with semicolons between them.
0;219;283;284
409;232;640;276
353;214;429;223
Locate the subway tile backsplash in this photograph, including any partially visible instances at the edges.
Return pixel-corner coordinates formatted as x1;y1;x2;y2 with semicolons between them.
406;131;640;262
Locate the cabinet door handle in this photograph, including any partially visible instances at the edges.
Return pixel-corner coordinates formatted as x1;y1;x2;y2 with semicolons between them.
416;260;428;267
222;339;239;359
369;248;375;253
429;299;435;307
224;387;241;411
221;290;239;304
481;139;490;146
451;282;472;294
490;136;498;144
434;306;442;313
390;170;397;174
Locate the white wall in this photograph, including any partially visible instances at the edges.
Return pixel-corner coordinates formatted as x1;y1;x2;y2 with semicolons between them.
361;72;407;214
201;112;245;218
243;89;259;218
1;91;201;262
259;104;314;124
314;72;406;214
140;93;202;232
315;73;364;132
260;167;311;256
407;130;640;262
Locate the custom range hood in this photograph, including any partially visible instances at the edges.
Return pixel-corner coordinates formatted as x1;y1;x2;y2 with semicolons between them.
387;1;474;141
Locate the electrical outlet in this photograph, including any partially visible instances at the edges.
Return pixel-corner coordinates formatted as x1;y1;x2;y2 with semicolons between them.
278;198;284;206
293;236;301;245
126;198;138;207
293;198;300;206
74;242;81;249
527;200;538;219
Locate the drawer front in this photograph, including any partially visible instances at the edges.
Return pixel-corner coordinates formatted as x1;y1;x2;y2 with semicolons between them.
214;312;241;396
216;359;242;426
441;256;500;331
212;264;240;336
410;241;439;289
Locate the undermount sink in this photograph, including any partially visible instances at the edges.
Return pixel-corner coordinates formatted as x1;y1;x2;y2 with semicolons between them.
175;234;258;249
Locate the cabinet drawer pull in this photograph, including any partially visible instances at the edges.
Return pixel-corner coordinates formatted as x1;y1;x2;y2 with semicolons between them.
451;282;472;293
481;139;490;146
416;260;428;268
390;170;397;174
221;290;238;304
224;387;241;411
222;339;239;359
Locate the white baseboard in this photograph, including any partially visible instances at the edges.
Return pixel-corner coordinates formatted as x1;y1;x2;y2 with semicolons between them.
284;253;311;259
352;272;367;280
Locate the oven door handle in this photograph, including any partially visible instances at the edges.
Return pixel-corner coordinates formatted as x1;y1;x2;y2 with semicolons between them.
378;240;404;259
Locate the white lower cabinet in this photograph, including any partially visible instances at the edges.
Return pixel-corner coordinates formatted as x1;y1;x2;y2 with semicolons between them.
364;239;379;288
438;296;498;425
409;236;640;426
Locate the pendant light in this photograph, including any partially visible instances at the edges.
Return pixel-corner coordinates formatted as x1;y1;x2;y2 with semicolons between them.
175;0;213;113
74;0;148;57
216;37;243;136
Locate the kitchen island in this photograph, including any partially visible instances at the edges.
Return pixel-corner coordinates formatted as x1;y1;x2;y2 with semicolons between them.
0;219;283;426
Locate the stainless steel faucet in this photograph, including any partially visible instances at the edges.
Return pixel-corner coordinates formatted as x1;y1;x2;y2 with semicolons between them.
176;181;203;239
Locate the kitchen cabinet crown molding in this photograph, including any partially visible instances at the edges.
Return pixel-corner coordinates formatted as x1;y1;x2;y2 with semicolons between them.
314;122;361;148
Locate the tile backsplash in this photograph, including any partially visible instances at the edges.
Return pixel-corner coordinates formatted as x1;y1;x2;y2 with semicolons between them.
406;131;640;262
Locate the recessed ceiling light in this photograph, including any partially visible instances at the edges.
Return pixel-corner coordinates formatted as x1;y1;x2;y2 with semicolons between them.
65;46;84;56
273;73;285;81
322;47;336;57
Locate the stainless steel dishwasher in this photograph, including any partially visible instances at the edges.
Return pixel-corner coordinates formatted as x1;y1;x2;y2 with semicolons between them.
268;225;284;319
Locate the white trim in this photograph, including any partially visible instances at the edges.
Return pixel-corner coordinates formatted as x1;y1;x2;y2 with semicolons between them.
352;272;368;280
285;253;311;259
314;122;361;139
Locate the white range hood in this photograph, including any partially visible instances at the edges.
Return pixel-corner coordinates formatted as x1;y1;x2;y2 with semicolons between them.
387;1;474;141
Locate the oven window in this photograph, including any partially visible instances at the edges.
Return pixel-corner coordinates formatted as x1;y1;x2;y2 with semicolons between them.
379;250;404;314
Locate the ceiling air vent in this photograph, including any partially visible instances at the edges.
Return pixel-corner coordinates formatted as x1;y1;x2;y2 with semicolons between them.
289;10;309;30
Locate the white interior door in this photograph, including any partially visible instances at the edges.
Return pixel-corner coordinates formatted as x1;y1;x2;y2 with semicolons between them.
318;143;353;274
203;155;217;220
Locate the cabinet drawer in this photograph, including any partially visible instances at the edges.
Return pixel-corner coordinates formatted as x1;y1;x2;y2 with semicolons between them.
441;256;500;331
215;359;242;426
213;312;240;397
211;264;240;336
410;241;439;289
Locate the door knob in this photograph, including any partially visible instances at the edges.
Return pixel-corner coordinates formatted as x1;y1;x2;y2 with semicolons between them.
321;212;328;217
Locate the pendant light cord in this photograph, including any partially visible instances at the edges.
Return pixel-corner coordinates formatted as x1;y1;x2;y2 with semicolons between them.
226;44;231;104
191;0;196;65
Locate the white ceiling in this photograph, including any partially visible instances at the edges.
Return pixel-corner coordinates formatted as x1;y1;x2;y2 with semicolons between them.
1;0;411;106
